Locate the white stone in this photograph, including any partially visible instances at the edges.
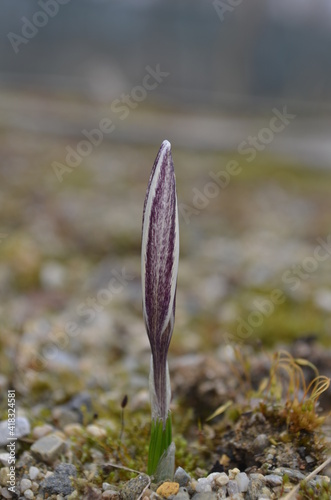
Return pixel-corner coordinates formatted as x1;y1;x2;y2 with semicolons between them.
63;424;83;437
24;489;34;499
0;417;31;446
228;467;240;480
196;478;212;493
0;453;10;466
216;473;229;486
32;424;54;440
30;433;66;464
265;474;283;487
206;472;221;484
21;478;32;492
29;467;39;481
235;472;249;492
86;425;107;439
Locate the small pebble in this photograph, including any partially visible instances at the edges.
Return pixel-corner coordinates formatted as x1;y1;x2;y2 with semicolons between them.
265;474;283;487
24;489;34;499
52;407;80;428
32;424;54;440
196;478;211;493
273;468;305;482
29;467;40;481
21;478;32;492
0;467;10;486
228;468;240;480
175;487;190;500
227;480;239;496
141;488;162;499
249;473;266;482
235;472;249;492
215;473;229;486
156;481;179;498
103;482;112;491
252;434;269;453
0;417;31;446
0;453;10;466
305;455;314;464
63;423;83;437
41;463;77;497
260;486;272;498
246;477;265;500
31;433;66;464
120;474;150;500
86;424;107;439
205;472;221;485
174;467;191;487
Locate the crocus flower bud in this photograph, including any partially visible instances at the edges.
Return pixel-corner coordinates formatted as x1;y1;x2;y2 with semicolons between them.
142;140;179;476
141;141;179;481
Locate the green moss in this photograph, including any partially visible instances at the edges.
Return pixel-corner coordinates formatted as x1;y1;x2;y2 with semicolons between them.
299;479;331;499
242;300;328;347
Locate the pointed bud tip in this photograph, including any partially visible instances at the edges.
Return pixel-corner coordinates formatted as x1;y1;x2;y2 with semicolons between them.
161;139;171;151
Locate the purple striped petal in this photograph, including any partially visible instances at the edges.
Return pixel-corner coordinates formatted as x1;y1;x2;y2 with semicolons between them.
142;140;179;421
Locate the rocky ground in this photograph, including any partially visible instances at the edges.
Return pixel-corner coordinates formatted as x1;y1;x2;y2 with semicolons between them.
0;89;330;499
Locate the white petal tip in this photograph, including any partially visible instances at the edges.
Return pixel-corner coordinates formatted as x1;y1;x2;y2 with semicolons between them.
161;140;171;150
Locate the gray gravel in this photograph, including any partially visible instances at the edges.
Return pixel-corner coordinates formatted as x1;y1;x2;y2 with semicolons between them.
41;463;77;496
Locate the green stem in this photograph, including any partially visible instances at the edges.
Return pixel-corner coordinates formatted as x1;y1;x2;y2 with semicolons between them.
147;414;172;476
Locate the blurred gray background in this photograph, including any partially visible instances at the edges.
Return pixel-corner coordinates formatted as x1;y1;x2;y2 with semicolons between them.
1;0;331;167
1;0;331;106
